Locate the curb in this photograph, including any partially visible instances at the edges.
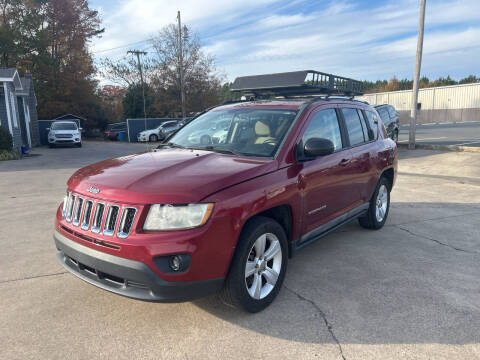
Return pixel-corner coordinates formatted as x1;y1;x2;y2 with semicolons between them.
397;143;480;153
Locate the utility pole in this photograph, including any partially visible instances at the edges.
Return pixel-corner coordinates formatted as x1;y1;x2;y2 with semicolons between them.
409;0;426;149
177;11;186;119
128;49;148;131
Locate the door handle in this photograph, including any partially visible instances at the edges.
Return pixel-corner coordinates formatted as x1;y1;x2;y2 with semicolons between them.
339;158;350;166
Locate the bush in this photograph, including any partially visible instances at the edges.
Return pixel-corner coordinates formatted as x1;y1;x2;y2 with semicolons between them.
0;126;13;151
0;150;18;161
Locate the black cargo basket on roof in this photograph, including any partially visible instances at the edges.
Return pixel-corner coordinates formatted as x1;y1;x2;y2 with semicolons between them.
230;70;363;97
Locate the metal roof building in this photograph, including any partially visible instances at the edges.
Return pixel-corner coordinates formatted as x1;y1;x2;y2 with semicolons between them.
357;82;480;125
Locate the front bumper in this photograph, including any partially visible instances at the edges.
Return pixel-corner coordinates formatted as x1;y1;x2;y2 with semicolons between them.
54;231;224;302
49;137;81;144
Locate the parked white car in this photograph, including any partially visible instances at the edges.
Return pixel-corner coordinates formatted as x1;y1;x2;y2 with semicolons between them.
47;121;82;147
137;121;180;142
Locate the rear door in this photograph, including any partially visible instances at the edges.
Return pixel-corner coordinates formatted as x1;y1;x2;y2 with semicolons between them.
339;107;378;203
298;106;358;235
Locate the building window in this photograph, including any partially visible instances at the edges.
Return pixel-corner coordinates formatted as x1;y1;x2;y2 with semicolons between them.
10;92;18;128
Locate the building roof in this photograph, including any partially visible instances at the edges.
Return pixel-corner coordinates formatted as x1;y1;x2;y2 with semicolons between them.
15;77;31;96
0;68;23;90
0;68;17;78
55;114;87;121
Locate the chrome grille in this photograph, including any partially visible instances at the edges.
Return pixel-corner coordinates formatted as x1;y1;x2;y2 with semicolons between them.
72;197;84;226
118;208;137;238
81;200;93;230
66;194;76;222
62;192;137;238
103;205;120;236
91;203;105;234
56;134;73;138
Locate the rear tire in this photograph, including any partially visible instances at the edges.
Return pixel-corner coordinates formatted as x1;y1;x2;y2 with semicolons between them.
149;134;158;142
359;177;391;230
221;216;288;313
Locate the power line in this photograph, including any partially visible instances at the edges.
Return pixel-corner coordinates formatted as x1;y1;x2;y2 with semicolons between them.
92;38;153;55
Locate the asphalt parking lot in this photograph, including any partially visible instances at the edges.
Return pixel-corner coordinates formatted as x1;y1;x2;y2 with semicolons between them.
1;141;479;359
398;121;480;147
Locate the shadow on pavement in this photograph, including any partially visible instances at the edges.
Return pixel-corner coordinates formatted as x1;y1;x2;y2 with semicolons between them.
193;201;480;345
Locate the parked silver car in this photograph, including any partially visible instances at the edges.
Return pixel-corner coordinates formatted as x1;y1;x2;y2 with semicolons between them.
137;121;181;142
47;121;82;148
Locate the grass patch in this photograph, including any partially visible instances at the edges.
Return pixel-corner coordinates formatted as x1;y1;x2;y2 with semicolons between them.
0;150;19;161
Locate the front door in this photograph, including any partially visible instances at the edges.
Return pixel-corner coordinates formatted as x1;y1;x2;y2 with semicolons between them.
297;107;359;237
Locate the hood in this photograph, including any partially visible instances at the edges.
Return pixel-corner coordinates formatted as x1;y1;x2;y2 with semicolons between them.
68;148;276;204
51;129;79;134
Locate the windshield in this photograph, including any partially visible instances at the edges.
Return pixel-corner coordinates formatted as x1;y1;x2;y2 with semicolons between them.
168;108;298;157
52;122;77;130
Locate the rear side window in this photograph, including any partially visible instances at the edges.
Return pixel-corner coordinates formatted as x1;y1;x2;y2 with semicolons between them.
365;111;378;139
342;108;365;146
377;107;390;123
302;108;342;151
387;106;397;118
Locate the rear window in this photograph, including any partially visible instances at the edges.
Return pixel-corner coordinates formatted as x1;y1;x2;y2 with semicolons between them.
342;108;365;146
376;107;390;123
365;111;378;139
387;106;397;118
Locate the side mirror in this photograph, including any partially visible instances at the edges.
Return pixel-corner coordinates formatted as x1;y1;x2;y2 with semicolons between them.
302;138;335;159
46;128;50;131
79;127;83;131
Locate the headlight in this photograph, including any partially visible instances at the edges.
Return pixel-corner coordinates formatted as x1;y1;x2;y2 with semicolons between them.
144;203;214;231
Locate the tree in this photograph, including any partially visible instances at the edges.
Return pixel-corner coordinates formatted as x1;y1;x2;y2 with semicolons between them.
122;83;154;119
101;22;223;118
0;0;104;127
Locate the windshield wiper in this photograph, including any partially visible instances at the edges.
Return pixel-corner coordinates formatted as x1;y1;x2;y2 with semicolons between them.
203;146;243;156
157;142;185;149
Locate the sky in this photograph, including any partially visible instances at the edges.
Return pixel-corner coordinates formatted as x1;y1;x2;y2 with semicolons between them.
89;0;480;83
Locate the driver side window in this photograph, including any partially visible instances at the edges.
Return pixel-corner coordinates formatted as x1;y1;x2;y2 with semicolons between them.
302;108;343;151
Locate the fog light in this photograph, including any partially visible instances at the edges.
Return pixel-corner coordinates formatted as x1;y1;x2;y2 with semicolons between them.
169;255;181;271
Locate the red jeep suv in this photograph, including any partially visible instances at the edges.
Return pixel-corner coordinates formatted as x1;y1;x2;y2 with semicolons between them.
54;71;397;312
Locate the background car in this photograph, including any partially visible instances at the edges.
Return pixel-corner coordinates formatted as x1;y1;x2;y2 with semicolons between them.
104;123;127;141
186;119;230;145
47;121;82;148
375;104;399;143
137;121;181;142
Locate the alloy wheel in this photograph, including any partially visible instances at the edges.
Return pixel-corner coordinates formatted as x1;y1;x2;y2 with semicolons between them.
375;184;388;222
245;233;282;300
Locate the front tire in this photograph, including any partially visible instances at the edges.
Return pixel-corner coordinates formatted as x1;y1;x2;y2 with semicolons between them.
221;216;288;313
359;177;391;230
149;134;158;142
392;129;399;143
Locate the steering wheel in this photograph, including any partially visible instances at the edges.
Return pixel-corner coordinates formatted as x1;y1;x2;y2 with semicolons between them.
263;138;278;146
200;135;212;145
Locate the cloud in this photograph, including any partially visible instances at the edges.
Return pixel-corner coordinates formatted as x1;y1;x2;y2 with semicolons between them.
91;0;480;82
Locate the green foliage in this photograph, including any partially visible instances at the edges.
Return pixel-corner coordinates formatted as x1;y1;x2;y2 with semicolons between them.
122;84;154;119
363;74;479;93
0;126;13;151
0;0;104;128
0;149;18;161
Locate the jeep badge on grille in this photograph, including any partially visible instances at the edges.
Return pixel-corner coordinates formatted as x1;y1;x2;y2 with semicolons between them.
87;186;100;194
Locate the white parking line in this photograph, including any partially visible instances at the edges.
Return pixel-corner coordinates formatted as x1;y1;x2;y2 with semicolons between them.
398;137;448;143
453;140;480;146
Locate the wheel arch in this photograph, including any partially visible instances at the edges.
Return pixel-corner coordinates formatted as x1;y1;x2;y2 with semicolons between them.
240;204;294;258
381;167;395;190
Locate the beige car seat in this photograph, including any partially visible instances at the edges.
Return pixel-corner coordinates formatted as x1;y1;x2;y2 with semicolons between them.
254;120;274;144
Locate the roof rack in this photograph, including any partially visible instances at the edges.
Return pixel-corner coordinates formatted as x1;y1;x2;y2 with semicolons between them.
231;70;363;98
